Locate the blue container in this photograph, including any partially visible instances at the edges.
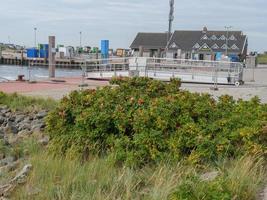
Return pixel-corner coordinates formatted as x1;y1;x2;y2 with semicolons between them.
43;44;49;50
39;49;48;58
101;40;109;56
27;48;39;58
215;52;222;61
229;54;239;62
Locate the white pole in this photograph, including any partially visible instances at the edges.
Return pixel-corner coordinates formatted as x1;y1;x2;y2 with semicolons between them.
80;31;82;48
224;26;232;57
34;27;37;48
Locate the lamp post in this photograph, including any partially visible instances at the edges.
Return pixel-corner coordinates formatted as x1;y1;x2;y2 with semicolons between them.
224;26;232;57
79;31;82;48
34;27;37;48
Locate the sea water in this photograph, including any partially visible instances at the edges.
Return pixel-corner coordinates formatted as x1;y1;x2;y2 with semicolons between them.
0;65;82;82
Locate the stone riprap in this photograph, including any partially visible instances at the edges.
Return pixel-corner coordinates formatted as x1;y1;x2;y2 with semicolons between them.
0;106;48;199
0;106;47;143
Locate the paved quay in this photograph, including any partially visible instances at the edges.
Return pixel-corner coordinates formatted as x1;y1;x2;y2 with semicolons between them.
0;77;109;100
0;66;267;103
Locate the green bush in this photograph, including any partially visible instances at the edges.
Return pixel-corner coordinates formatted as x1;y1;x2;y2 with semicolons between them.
46;77;267;166
170;156;265;200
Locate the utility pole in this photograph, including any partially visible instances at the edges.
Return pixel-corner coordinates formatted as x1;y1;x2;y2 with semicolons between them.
8;36;10;44
224;26;232;57
167;0;174;50
34;27;37;48
49;36;56;78
0;46;2;63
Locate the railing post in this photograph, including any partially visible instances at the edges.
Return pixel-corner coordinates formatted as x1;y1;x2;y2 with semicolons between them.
28;62;31;82
211;62;219;91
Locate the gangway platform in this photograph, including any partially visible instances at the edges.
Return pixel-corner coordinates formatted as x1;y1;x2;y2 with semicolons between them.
84;57;244;86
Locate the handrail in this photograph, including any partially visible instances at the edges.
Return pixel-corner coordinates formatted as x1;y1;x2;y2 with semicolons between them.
0;76;10;81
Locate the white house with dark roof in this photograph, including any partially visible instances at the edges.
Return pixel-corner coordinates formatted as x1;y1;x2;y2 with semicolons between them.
130;27;248;61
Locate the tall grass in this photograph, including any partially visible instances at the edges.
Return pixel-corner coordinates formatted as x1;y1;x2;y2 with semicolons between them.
0;92;57;111
12;153;192;200
12;146;266;200
170;156;266;200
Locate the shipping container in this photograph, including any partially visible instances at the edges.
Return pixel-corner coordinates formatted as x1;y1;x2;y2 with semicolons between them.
92;47;99;53
39;49;48;58
38;44;43;50
101;40;109;56
116;48;125;57
27;48;39;58
44;44;49;50
38;44;49;50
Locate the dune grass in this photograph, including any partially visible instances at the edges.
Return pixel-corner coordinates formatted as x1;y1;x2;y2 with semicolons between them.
11;140;266;200
170;156;266;200
12;151;190;200
0;92;57;111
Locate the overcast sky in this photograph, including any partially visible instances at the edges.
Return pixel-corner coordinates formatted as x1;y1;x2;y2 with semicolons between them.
0;0;266;52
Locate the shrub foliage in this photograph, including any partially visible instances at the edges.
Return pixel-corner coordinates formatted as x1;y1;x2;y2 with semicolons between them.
46;77;267;166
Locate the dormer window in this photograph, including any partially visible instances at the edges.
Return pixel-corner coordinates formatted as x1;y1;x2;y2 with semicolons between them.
210;35;218;40
211;44;219;49
231;44;239;50
170;42;178;48
221;44;229;49
201;35;209;40
219;35;226;40
200;43;210;49
193;43;200;49
229;35;236;40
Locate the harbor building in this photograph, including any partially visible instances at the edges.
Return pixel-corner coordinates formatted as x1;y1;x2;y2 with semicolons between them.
130;27;248;62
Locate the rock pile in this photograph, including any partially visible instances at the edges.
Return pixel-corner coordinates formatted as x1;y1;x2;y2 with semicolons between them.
0;106;48;199
0;164;33;198
0;106;47;144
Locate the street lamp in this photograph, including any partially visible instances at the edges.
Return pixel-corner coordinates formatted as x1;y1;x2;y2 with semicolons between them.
224;26;232;57
34;27;37;48
79;31;82;48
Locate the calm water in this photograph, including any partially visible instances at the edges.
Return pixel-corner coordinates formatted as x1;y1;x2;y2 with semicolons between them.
0;65;82;81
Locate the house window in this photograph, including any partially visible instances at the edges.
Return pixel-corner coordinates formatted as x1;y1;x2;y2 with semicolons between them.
201;43;210;49
221;44;229;49
211;44;219;49
229;35;236;40
219;35;226;40
210;35;218;40
231;44;239;50
193;43;200;49
201;35;209;40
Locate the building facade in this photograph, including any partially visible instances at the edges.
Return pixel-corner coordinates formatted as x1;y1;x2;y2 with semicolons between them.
130;27;248;62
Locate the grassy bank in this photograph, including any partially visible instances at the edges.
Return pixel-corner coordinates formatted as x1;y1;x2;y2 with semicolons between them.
0;92;57;111
11;140;266;200
258;54;267;64
0;137;264;200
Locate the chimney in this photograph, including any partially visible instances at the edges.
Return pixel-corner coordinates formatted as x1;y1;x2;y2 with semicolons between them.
202;26;208;33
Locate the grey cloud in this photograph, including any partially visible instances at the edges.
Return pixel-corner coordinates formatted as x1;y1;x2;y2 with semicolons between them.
0;0;266;51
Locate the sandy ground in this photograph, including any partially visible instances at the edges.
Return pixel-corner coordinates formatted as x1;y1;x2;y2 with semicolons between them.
181;67;267;103
1;66;267;103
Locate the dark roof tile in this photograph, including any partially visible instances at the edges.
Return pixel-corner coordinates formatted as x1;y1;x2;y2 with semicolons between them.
130;32;168;49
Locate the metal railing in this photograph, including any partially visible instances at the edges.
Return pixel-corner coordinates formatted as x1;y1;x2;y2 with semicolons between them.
84;57;244;85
